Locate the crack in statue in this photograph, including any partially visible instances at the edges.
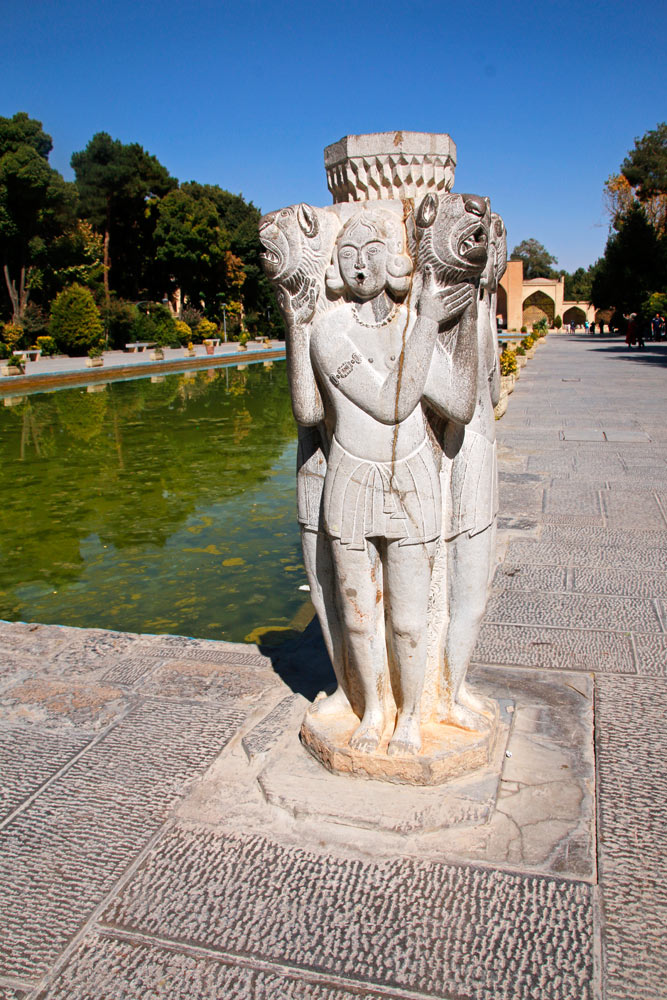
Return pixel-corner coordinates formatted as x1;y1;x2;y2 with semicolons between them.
259;133;507;784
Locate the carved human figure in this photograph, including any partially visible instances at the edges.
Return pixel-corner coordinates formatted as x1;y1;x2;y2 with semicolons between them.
258;203;346;694
301;208;479;756
431;209;506;731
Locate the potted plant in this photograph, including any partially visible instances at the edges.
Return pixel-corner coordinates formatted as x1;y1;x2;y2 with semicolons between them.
515;344;527;367
1;354;26;376
86;344;104;368
151;345;165;361
185;341;196;358
203;339;215;355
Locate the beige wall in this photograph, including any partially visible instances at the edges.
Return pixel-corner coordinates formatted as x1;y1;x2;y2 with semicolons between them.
499;260;524;330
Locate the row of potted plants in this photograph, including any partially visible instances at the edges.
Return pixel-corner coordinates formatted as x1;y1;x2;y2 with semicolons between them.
494;321;549;419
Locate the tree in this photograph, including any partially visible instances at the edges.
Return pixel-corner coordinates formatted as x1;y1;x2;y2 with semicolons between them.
71;133;176;305
591;205;666;314
0;112;74;324
49;283;104;354
622;122;667;206
510;238;558;279
563;265;598;301
153;183;229;310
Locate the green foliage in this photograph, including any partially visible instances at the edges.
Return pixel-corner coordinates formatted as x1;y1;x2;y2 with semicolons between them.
36;335;56;356
2;322;25;350
8;354;25;370
0;112;76;323
592;204;667;313
510;238;558;279
101;298;137;350
181;305;203;330
49;284;104;355
515;345;526;356
520;336;533;350
22;301;48;336
174;319;191;343
642;290;667;320
532;318;548;337
130;302;178;347
88;344;104;358
554;314;563;329
198;317;218;341
622;122;667;204
520;325;527;333
563;265;597;301
0;341;9;359
499;349;517;376
71;132;176;300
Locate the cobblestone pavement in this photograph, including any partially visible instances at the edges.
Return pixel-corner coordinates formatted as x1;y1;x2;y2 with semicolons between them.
0;333;665;999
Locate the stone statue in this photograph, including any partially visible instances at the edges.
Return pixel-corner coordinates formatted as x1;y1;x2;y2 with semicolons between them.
259;133;505;784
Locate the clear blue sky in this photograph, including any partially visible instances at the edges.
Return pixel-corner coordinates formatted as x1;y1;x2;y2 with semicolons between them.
2;0;665;272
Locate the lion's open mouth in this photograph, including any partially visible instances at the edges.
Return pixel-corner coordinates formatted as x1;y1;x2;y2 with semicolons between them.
458;226;488;263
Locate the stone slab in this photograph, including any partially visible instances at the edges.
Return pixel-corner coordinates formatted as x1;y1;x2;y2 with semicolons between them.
632;633;667;675
99;824;596;1000
572;567;667;599
261;700;511;833
36;932;372;1000
595;674;667;999
0;728;90;821
474;623;635;673
0;699;248;981
492;564;567;592
560;429;606;441
603;429;651;442
242;695;300;761
485;590;662;633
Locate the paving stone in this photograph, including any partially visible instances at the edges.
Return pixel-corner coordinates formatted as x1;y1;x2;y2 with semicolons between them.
135;641;272;670
473;623;635;673
506;538;667;571
560;429;605;441
242;695;300;761
0;988;26;1000
498;482;544;516
571;567;667;599
137;658;276;702
543;483;602;516
0;679;127;731
485;591;662;633
596;675;667;1000
101;826;595;1000
632;634;667;675
496;516;539;532
601;489;666;530
603;430;651;442
541;513;606;527
37;931;401;1000
498;472;546;484
0;699;248;981
101;656;167;687
491;564;567;592
0;728;90;821
541;525;666;549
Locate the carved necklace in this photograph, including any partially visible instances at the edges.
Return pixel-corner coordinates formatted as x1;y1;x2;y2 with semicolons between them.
351;302;397;329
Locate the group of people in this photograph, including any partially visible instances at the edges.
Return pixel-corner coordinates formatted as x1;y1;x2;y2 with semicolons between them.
625;311;666;349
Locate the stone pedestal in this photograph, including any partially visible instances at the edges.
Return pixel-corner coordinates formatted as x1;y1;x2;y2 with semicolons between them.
301;698;500;786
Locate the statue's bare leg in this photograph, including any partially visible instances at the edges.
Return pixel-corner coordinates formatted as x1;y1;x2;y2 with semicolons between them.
385;539;436;756
330;537;386;753
440;522;497;730
301;528;351;718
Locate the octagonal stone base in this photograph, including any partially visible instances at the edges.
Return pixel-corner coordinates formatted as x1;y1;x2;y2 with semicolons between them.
300;698;501;786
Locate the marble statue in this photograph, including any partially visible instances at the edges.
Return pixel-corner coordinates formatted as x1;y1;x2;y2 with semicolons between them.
259;133;505;784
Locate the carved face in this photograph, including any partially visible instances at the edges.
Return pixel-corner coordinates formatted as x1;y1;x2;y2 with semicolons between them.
258;204;319;282
416;193;491;281
338;230;389;300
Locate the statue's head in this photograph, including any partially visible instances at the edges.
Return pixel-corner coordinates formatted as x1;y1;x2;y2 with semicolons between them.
416;193;490;282
259;203;321;282
491;213;507;287
326;208;412;300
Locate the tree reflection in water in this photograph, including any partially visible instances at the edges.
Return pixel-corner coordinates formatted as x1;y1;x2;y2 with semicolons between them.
0;363;310;642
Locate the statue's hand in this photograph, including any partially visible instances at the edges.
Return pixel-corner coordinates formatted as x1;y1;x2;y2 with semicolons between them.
276;278;318;332
418;268;474;324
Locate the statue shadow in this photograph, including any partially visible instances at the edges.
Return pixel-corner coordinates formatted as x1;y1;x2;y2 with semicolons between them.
587;337;667;368
258;615;336;701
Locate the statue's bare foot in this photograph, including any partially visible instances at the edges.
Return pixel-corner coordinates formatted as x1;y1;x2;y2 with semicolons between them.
438;699;491;733
310;686;351;719
349;712;383;754
459;683;496;719
387;713;421;756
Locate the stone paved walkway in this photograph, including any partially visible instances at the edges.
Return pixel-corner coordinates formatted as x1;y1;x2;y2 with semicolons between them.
0;333;665;999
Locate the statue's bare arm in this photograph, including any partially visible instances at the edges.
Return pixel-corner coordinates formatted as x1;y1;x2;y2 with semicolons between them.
278;282;325;426
311;273;451;426
422;284;479;425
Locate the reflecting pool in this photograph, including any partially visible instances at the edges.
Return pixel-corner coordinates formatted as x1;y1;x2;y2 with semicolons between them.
0;363;313;642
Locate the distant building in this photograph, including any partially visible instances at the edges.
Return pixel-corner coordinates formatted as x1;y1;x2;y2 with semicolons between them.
497;260;602;330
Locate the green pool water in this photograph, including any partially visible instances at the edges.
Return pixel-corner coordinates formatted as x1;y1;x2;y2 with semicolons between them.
0;362;313;643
